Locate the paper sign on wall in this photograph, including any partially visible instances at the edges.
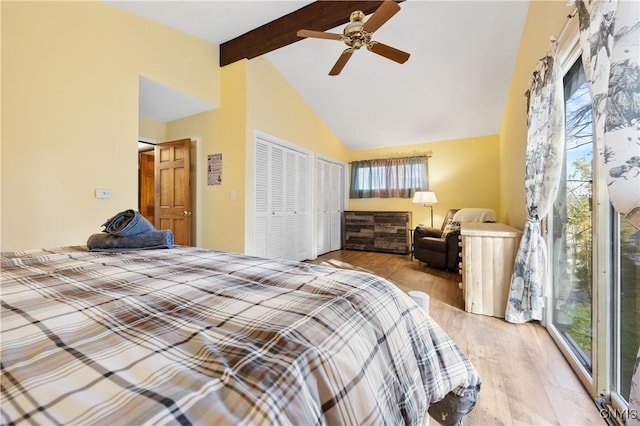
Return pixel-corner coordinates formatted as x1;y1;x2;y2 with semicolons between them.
208;153;222;185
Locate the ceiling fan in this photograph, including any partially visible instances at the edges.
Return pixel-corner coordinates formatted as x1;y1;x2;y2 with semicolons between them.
296;0;410;76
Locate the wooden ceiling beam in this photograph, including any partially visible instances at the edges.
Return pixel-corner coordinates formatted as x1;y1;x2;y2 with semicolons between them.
219;1;403;67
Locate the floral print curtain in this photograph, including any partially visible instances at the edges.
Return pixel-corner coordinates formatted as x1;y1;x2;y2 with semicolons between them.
631;348;640;426
575;0;640;230
507;0;639;324
505;42;565;324
576;0;640;411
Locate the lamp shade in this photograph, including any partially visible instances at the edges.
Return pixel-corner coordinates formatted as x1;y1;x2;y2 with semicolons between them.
412;191;438;204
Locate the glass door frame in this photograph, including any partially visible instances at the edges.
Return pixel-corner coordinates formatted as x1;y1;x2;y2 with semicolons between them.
542;25;612;401
610;211;639;419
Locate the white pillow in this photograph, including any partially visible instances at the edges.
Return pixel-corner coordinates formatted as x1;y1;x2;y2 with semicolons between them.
452;208;497;223
442;219;461;237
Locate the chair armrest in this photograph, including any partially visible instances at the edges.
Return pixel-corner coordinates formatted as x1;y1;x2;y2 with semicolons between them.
444;230;461;244
415;226;443;239
444;230;462;270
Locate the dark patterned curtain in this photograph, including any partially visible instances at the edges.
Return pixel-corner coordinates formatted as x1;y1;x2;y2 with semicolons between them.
349;156;428;198
575;0;640;229
505;42;565;324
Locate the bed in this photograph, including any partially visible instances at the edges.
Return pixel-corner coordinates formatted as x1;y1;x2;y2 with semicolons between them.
1;246;480;425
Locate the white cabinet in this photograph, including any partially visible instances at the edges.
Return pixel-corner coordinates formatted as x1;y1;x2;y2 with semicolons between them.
316;158;344;256
255;136;310;262
460;223;522;318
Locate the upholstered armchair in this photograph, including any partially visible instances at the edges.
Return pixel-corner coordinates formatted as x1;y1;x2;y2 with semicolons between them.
413;208;497;271
413;209;460;271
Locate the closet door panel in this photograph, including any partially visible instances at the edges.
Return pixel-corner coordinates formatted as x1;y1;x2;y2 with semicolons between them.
268;145;285;259
254;140;269;258
316;160;330;255
295;152;309;261
316;159;344;256
284;150;298;260
329;162;343;252
254;134;311;261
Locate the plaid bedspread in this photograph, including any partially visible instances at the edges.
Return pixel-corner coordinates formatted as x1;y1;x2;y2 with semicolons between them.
1;246;480;425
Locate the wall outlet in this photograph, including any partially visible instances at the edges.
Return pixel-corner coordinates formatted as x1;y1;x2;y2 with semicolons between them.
95;188;112;199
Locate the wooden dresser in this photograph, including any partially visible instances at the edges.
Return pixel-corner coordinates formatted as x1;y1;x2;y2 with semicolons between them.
459;222;522;318
343;211;411;255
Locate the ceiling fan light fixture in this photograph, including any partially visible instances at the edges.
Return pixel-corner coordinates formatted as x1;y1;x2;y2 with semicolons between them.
349;10;365;23
344;20;364;36
342;10;372;50
296;0;410;76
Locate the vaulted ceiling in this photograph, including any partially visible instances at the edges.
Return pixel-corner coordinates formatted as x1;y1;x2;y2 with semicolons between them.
107;1;530;150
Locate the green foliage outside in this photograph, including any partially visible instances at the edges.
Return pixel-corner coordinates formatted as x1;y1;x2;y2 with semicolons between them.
559;63;638;401
564;156;593;356
565;160;639;398
567;302;592;355
618;218;639;399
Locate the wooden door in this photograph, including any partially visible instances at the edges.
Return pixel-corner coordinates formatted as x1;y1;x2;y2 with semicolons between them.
138;152;155;224
155;139;191;246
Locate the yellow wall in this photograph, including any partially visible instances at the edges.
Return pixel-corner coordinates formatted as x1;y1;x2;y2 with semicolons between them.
165;61;248;253
348;135;500;228
0;0;3;247
1;0;576;251
245;58;348;161
243;58;350;253
346;1;575;233
1;1;220;251
498;0;573;228
139;117;167;142
164;58;350;254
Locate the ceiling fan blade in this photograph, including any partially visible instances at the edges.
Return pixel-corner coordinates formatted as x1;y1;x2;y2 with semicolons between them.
297;29;342;41
362;0;401;34
368;42;410;64
329;49;354;76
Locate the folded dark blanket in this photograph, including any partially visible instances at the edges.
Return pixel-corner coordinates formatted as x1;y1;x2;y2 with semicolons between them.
87;230;174;252
102;209;156;236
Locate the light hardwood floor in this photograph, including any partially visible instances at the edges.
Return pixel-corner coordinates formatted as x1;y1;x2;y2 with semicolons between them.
308;250;605;426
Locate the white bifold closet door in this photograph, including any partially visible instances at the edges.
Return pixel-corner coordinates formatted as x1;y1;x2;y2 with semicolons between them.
254;136;310;262
316;158;344;256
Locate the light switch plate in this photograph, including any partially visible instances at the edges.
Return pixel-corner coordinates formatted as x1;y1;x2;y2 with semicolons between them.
95;188;112;199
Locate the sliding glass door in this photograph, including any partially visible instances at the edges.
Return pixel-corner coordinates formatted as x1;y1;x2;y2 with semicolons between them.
551;58;594;376
612;214;639;408
550;50;639;417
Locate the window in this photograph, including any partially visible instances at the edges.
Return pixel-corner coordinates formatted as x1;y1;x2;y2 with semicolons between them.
612;213;640;406
349;156;428;199
549;49;639;417
551;57;594;374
